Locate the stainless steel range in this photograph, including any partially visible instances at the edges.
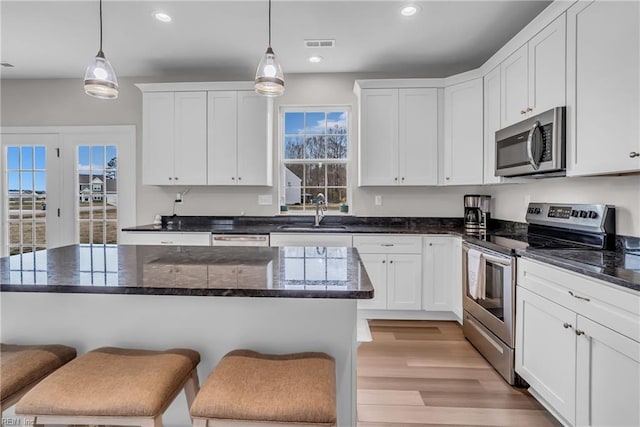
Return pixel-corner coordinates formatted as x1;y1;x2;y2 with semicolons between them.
462;203;615;385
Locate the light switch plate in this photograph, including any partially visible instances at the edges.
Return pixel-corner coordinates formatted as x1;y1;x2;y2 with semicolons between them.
375;195;382;206
258;195;273;206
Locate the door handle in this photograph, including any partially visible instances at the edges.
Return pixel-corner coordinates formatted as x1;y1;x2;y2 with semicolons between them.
568;291;590;302
630;152;639;158
563;322;572;329
526;121;542;170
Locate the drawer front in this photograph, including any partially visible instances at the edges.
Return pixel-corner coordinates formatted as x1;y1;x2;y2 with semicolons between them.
269;233;353;247
518;258;640;342
353;235;422;254
120;232;211;246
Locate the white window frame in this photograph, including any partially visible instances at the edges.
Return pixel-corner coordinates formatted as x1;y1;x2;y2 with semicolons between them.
1;125;136;256
278;105;352;215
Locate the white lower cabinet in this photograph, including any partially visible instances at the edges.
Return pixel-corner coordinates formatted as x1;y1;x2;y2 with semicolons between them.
575;316;640;427
120;232;212;246
516;258;640;427
422;236;454;311
354;235;422;311
268;233;353;247
357;254;388;310
516;286;577;425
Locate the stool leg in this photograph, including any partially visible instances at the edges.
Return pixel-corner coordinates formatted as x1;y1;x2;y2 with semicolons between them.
141;416;163;427
183;369;200;410
192;418;207;427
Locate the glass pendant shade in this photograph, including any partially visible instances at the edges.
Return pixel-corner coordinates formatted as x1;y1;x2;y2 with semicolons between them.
84;50;119;99
255;47;284;97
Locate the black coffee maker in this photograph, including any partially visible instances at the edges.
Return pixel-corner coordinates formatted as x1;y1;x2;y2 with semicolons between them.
464;195;491;231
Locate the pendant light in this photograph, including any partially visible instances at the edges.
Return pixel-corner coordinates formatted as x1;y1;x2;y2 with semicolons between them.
254;0;285;97
84;0;119;99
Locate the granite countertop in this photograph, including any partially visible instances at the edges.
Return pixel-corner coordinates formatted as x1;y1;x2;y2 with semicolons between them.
120;215;640;291
517;248;640;292
0;245;374;299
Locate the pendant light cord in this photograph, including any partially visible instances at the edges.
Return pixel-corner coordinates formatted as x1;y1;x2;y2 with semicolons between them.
268;0;272;48
99;0;103;53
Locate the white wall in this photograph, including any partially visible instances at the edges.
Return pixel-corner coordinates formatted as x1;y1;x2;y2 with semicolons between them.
2;74;639;236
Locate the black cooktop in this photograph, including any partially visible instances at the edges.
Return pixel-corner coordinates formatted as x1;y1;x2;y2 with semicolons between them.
465;231;601;255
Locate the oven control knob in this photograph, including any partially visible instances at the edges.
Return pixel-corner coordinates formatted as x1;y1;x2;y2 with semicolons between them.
534;208;542;214
571;210;579;217
588;211;598;219
579;210;588;218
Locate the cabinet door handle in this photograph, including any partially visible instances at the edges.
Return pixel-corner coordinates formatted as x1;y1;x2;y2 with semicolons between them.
389;260;394;264
563;322;572;329
630;152;639;158
445;177;450;180
174;177;179;180
576;330;585;336
231;177;235;180
382;260;386;264
238;177;242;181
520;109;527;115
568;291;590;302
429;243;433;246
168;177;173;180
401;177;405;181
394;177;398;181
526;107;533;112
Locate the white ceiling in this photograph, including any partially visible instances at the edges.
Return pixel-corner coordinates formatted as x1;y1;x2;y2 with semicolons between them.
1;0;552;80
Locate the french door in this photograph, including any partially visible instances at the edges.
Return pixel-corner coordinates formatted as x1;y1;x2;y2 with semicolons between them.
1;126;136;257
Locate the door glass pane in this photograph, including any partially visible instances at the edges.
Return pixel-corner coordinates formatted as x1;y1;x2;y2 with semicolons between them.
5;145;46;254
78;145;118;244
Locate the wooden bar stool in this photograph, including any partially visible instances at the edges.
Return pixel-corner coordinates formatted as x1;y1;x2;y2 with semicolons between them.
16;346;200;427
0;343;77;413
190;350;336;427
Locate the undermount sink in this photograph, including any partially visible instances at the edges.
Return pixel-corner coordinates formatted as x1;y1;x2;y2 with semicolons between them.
277;224;348;232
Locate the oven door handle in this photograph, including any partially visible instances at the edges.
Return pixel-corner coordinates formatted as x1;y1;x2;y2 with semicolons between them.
463;245;512;266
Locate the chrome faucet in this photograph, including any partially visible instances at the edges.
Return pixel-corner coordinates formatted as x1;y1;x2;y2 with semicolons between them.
314;193;326;227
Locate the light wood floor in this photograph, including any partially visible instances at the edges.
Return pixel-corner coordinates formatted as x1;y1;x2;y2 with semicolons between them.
357;320;561;427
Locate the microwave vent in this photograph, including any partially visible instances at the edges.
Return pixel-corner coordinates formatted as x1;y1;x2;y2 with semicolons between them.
304;39;335;48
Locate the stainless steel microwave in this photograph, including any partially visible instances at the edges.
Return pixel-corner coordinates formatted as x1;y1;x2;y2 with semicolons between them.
495;107;565;177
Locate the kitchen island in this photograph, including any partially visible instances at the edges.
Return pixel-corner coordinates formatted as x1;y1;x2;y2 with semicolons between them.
1;244;373;426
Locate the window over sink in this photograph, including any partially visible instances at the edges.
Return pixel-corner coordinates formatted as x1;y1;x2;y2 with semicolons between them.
280;107;350;213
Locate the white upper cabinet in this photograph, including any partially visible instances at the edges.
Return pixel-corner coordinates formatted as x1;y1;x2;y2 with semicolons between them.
142;91;207;185
359;89;399;186
357;86;438;186
174;92;208;185
236;91;271;186
528;15;566;115
483;65;502;184
501;44;529;127
207;91;237;185
398;88;439;185
138;82;271;187
443;78;484;185
142;92;175;185
501;15;566;127
208;91;271;186
567;0;640;176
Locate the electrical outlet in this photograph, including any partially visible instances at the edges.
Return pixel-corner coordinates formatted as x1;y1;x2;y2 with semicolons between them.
174;193;183;204
375;195;382;206
258;195;273;206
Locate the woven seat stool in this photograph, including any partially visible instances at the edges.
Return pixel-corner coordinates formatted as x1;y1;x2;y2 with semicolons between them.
16;346;200;427
0;343;77;413
190;350;336;427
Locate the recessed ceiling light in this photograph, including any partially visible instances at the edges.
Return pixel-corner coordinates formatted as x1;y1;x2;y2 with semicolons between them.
308;55;323;63
153;11;172;23
400;4;420;17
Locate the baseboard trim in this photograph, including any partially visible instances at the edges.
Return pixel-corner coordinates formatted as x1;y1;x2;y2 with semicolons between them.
358;310;458;321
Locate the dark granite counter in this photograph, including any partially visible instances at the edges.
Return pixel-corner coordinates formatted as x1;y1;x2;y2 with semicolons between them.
122;215;465;235
120;215;640;291
518;249;640;292
0;245;374;299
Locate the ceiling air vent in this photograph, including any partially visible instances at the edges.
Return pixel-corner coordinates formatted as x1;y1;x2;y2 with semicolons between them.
304;39;335;49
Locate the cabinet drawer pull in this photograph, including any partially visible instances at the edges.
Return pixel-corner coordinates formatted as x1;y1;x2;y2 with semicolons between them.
563;322;572;329
526;107;533;112
576;330;585;336
382;260;386;264
160;241;173;244
380;244;395;247
389;260;394;264
520;109;527;115
630;151;639;158
168;177;173;180
394;177;398;181
174;177;179;180
568;291;590;302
